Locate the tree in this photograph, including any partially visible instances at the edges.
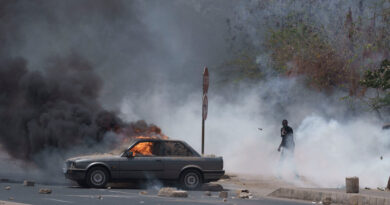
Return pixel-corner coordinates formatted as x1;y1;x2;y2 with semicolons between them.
360;59;390;117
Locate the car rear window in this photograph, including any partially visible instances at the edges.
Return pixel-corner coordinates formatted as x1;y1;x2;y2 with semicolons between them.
162;142;194;157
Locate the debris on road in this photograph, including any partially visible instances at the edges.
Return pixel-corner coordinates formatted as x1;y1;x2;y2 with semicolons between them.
158;187;188;198
4;186;10;190
237;189;253;199
201;183;223;191
23;180;35;187
139;191;148;195
377;187;385;191
97;195;103;200
107;186;111;189
204;191;211;196
222;198;227;202
39;188;52;194
8;197;14;200
219;191;228;198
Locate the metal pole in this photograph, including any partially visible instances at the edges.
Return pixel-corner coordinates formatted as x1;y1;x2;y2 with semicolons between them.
202;118;205;154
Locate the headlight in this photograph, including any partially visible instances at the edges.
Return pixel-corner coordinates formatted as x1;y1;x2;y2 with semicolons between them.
70;162;76;168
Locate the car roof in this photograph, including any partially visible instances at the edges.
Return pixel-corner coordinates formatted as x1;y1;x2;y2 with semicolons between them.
132;138;184;142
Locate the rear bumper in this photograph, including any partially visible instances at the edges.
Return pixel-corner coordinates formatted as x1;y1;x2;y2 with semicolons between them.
64;169;86;181
203;170;225;182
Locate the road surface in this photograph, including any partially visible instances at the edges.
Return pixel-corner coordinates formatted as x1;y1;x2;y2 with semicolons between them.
0;182;311;205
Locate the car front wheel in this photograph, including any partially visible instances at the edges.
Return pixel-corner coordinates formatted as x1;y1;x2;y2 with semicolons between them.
86;167;109;188
180;169;203;190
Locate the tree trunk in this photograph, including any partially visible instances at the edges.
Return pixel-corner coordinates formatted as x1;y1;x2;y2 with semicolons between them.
346;177;359;193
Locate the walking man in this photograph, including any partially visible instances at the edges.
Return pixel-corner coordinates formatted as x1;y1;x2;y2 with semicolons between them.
277;119;298;178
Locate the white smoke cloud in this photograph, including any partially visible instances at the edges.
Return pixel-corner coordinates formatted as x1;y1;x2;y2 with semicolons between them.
120;77;389;188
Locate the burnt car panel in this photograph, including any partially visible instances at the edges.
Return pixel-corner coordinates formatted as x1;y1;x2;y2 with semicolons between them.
64;139;224;189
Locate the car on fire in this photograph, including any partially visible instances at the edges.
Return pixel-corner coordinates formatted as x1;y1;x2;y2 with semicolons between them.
64;138;224;189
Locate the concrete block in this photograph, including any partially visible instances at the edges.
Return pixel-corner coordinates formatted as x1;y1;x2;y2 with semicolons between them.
346;177;359;193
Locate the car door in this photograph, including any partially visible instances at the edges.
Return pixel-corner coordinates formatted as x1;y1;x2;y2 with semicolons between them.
159;141;199;179
120;141;164;179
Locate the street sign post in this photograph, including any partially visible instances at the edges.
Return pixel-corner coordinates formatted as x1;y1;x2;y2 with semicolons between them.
202;67;209;155
203;67;209;94
202;94;208;121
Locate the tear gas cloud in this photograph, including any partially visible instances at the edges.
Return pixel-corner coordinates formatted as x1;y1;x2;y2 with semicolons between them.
0;0;389;188
121;78;389;188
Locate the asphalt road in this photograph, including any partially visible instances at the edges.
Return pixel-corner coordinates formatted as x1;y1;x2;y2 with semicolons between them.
0;182;311;205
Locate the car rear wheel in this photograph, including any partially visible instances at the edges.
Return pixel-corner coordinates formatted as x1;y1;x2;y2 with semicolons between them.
180;169;203;190
86;167;109;188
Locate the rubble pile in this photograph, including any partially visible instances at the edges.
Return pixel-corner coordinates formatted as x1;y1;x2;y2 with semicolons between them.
237;189;253;199
39;188;52;194
158;187;188;198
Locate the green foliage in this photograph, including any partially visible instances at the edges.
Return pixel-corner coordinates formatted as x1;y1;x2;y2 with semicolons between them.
360;59;390;110
266;20;327;72
265;16;350;91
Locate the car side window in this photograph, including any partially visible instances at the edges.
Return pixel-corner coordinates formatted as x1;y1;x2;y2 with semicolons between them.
129;141;161;157
162;142;194;157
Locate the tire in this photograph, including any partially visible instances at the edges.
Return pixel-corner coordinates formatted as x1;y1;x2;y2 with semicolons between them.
180;169;203;190
86;167;109;188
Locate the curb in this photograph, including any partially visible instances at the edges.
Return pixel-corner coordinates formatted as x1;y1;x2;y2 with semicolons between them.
268;188;390;205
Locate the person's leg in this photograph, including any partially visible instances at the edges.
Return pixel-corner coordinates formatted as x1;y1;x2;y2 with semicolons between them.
284;148;299;179
289;148;299;178
277;147;286;179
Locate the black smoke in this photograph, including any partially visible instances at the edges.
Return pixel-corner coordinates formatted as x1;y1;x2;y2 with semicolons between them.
0;53;167;162
0;0;176;163
0;54;122;159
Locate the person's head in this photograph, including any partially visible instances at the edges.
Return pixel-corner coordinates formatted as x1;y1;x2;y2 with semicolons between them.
282;119;288;127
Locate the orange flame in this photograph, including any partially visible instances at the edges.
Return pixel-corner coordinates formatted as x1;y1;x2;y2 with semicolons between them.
128;135;169;156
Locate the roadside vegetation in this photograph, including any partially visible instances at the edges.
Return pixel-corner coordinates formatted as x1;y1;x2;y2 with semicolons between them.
217;0;390;117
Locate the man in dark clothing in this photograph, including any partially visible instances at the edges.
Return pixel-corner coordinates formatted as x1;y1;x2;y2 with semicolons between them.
277;119;298;178
278;119;294;152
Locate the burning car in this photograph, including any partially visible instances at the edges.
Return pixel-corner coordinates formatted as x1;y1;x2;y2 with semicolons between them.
64;138;224;189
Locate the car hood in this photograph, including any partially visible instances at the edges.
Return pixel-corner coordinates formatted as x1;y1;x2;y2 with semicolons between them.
67;153;121;162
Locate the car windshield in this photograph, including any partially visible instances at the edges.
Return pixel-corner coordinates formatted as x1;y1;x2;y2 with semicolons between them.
109;139;138;155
